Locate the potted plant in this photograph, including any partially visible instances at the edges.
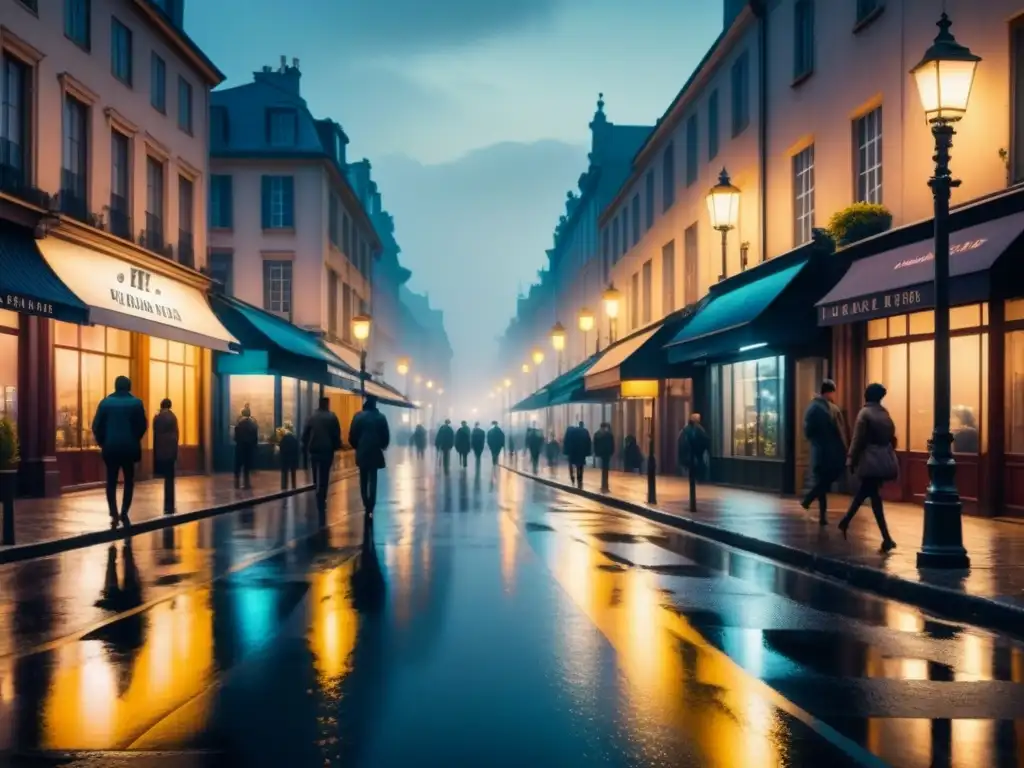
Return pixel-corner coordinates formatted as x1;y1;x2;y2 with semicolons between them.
0;416;19;544
827;202;893;247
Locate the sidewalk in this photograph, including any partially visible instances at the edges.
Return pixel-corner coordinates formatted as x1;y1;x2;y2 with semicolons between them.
0;470;317;563
508;460;1024;633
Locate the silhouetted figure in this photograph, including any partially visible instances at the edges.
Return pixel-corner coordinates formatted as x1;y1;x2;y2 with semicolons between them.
623;435;643;474
233;406;259;489
413;424;427;459
152;398;179;513
800;379;849;525
92;375;147;528
508;433;517;464
678;414;710;513
562;422;580;484
545;432;559;469
303;397;343;516
435;419;455;474
278;423;300;489
953;406;979;454
486;421;505;467
349;395;390;518
565;420;592;489
839;383;898;552
455;421;471;468
593;422;615;492
470;421;486;470
526;423;545;474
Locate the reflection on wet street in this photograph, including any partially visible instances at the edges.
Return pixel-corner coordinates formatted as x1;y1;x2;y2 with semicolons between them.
1;454;1023;766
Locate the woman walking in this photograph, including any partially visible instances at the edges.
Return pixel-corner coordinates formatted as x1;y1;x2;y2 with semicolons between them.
838;383;898;552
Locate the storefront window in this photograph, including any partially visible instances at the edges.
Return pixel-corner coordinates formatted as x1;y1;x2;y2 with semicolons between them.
0;309;17;329
282;377;299;430
0;328;17;433
54;322;133;450
717;356;785;459
228;375;274;442
150;339;200;447
1008;330;1024;454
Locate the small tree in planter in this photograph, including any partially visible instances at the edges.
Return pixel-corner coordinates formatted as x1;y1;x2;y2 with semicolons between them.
827;202;893;247
0;416;19;544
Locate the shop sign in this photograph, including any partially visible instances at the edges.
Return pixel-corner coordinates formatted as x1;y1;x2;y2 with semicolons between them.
818;285;931;325
108;267;184;322
2;293;55;316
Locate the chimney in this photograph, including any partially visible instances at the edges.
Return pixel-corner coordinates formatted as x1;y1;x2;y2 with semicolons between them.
279;55;287;72
292;58;299;69
254;57;302;96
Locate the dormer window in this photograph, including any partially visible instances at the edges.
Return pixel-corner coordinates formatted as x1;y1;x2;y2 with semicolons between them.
266;108;297;147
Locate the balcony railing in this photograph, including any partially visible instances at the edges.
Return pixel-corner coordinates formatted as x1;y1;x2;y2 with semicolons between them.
108;194;132;240
142;211;164;253
59;169;89;223
178;229;194;268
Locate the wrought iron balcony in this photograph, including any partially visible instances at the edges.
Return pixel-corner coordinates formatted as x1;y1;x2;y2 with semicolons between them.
59;170;89;223
141;211;164;253
178;229;194;268
107;194;132;240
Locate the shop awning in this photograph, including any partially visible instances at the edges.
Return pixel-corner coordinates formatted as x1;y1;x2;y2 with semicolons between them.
815;211;1024;325
361;379;415;409
510;353;608;412
510;388;551;412
665;259;810;364
36;236;237;351
0;222;89;323
584;306;696;392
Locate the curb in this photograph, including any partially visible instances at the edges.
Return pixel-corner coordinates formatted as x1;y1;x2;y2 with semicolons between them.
0;469;358;565
508;465;1024;637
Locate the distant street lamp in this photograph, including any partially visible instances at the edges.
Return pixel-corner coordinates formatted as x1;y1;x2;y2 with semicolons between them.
706;168;741;282
603;284;621;345
426;380;434;390
521;363;530;374
912;13;980;569
550;322;566;376
397;356;410;397
352;314;371;398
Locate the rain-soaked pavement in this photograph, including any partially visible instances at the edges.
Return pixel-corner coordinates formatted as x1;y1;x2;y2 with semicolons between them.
0;454;1022;767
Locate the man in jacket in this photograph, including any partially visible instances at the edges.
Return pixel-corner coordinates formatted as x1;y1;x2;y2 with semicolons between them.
435;419;455;474
562;422;579;484
454;421;471;468
233;407;259;489
92;375;147;527
412;424;427;459
348;395;391;517
800;379;849;526
678;414;710;512
593;422;615;493
565;420;592;489
470;422;486;470
486;421;505;467
526;423;545;475
152;398;179;513
302;397;343;516
278;423;300;490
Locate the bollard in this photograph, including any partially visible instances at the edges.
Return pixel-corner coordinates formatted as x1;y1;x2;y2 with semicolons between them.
163;462;176;514
1;469;15;545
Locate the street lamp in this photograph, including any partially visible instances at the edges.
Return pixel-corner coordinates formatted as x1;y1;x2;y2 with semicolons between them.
550;322;566;373
351;314;371;398
397;356;410;397
521;363;530;374
603;284;621;345
426;380;434;390
706;167;741;282
578;307;595;356
911;13;979;570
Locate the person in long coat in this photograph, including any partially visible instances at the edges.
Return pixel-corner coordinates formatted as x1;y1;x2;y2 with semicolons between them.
486;421;506;467
562;423;580;484
454;421;472;468
565;421;592;489
348;395;391;517
412;424;427;459
800;379;849;525
152;398;179;513
92;375;147;526
435;419;455;474
593;422;615;492
233;406;259;490
470;422;486;469
526;423;545;474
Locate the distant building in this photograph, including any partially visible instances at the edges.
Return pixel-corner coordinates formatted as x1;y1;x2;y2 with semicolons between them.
400;285;454;421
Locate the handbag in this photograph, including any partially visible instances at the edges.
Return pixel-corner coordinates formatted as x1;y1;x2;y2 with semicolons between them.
857;443;899;482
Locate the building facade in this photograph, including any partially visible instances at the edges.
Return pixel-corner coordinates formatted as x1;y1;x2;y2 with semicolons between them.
1;0;229;494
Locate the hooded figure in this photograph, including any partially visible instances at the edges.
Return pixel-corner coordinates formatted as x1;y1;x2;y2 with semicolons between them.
92;375;147;526
435;419;455;473
152;398;179;512
564;420;592;489
593;422;614;492
471;422;486;468
526;423;545;474
233;405;259;489
413;424;427;458
455;421;472;468
348;395;391;516
486;421;506;466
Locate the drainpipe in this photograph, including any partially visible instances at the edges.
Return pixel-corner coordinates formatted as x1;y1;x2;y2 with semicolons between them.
754;0;768;263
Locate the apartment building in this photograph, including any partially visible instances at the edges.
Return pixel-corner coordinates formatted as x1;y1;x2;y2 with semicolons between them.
0;0;231;493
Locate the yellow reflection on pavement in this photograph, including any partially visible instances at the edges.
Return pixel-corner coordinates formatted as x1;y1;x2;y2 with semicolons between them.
499;511;518;595
307;559;358;681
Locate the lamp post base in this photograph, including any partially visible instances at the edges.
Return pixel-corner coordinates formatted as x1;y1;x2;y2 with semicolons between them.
917;439;970;570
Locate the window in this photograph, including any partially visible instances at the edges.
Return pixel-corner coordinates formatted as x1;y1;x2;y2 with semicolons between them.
54;323;132;450
662;241;676;314
209;250;233;294
684;223;699;305
261;175;294;229
631;194;640;246
146;156;164;248
645;170;655;230
65;0;90;50
228;376;274;443
685;114;698;186
857;0;882;23
602;227;610;277
342;212;351;255
662;143;675;212
1;310;17;437
327;268;338;335
209;175;233;229
149;339;200;448
612;216;620;264
1009;326;1024;454
715;356;786;458
150;53;166;113
110;131;130;238
731;50;750;137
708;89;719;161
61;95;88;219
630;272;640;329
621;208;629;255
263;260;293;316
111;18;132;85
177;76;193;134
329;193;340;246
794;0;815;81
1;54;31;191
855;106;883;204
793;145;815;245
267;108;298;147
342;283;352;342
178;176;194;265
641;260;653;324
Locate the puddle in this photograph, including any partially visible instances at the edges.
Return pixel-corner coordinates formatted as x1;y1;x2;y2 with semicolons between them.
525;522;555;532
592;532;644;544
643;564;714;578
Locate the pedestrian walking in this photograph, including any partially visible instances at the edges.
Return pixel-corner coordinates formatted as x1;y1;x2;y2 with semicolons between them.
526;423;545;475
800;379;849;525
91;375;147;527
508;434;517;465
233;406;259;489
348;395;391;518
455;421;471;469
277;422;300;489
471;421;486;470
435;419;455;474
545;432;560;469
152;398;179;513
562;422;580;484
302;397;343;516
565;420;592;489
678;414;710;513
838;383;898;552
413;424;427;459
593;422;615;492
487;421;505;467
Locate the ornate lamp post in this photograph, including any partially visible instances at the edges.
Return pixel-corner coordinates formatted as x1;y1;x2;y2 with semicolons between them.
351;315;371;398
578;307;595;356
603;285;621;345
912;13;980;569
706;168;741;282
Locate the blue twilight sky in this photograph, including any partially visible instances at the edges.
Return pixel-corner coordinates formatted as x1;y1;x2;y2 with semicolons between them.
187;0;723;400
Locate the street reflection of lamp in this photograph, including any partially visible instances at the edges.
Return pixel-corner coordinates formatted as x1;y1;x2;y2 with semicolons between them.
352;314;371;398
706;168;741;282
603;284;621;345
578;307;595;356
912;13;980;569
